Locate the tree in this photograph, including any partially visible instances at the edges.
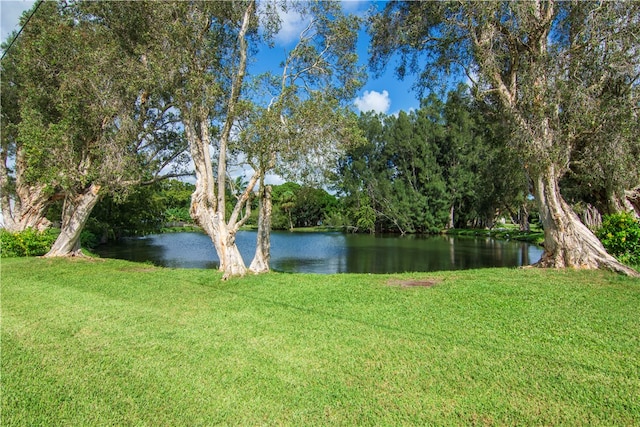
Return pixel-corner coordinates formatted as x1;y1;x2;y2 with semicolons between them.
278;189;297;231
1;1;187;255
440;85;487;229
369;1;639;276
139;1;258;279
114;1;362;278
81;184;167;244
236;1;365;273
1;19;57;233
464;95;531;230
335;111;385;232
338;103;452;234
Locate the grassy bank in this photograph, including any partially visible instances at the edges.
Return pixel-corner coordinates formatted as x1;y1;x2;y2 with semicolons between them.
2;258;639;425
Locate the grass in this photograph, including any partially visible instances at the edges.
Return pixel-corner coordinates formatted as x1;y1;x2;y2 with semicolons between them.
2;257;639;425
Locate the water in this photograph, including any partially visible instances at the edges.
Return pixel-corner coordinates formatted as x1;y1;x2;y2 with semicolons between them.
95;231;543;274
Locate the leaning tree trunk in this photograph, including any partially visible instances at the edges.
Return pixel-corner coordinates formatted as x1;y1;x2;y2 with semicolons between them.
532;164;638;277
45;184;102;257
250;185;272;273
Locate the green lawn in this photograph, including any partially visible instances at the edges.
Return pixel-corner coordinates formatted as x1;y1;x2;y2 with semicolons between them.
2;257;639;425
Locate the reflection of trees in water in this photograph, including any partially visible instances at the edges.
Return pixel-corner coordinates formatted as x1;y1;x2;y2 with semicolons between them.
97;232;542;274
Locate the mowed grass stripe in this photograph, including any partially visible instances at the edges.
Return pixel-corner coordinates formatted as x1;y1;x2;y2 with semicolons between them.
2;257;639;425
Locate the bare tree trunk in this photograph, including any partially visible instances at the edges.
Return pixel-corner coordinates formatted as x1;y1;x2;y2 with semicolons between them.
608;192;636;216
186;114;249;278
185;1;255;280
250;185;272;273
1;146;54;232
447;204;455;229
45;184;102;257
532;164;638;276
213;220;248;277
1;185;53;232
518;203;530;232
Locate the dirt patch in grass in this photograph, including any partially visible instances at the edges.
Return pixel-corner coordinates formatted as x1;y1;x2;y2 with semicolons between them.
387;278;442;288
118;266;158;273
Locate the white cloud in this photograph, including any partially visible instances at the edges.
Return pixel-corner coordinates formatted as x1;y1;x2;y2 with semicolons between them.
275;8;309;46
354;90;391;114
340;0;369;15
264;173;285;186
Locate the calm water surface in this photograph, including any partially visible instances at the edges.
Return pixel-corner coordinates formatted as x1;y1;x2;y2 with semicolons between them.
95;231;543;274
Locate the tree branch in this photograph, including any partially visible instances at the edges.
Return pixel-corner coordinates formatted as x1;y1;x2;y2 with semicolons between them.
217;0;254;219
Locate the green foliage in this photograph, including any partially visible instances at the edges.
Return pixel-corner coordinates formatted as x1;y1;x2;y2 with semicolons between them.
80;229;100;250
165;207;191;223
335;86;527;234
597;212;640;265
270;182;339;230
69;180;196;243
158;180;195;224
3;2;189;255
0;228;58;257
355;202;376;234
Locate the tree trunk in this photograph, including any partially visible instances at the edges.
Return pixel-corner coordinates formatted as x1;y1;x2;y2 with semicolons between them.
1;185;53;232
212;219;247;279
518;203;530;232
577;203;602;230
250;185;272;273
187;124;249;279
532;165;638;277
45;184;102;257
447;204;455;229
185;1;254;280
1;146;54;232
624;187;640;219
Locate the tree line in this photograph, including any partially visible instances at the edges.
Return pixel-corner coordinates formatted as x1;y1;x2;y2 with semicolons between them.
79;179;341;242
1;1;639;277
336;86;531;234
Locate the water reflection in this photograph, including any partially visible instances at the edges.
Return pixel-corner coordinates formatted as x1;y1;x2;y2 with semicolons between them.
95;231;543;274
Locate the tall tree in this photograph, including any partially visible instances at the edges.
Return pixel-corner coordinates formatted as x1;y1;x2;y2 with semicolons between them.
335;111;385;232
440;86;486;229
369;1;639;276
1;12;57;233
237;0;365;273
146;1;260;278
1;1;187;255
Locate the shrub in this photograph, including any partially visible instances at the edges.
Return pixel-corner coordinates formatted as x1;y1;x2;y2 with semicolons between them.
80;229;99;249
165;207;192;223
0;228;59;257
596;212;640;266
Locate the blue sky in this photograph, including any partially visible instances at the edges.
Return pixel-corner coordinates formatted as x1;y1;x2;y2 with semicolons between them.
250;0;422;114
1;0;422;115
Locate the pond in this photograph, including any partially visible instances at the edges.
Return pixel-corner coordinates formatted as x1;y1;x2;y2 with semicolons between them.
95;231;543;274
